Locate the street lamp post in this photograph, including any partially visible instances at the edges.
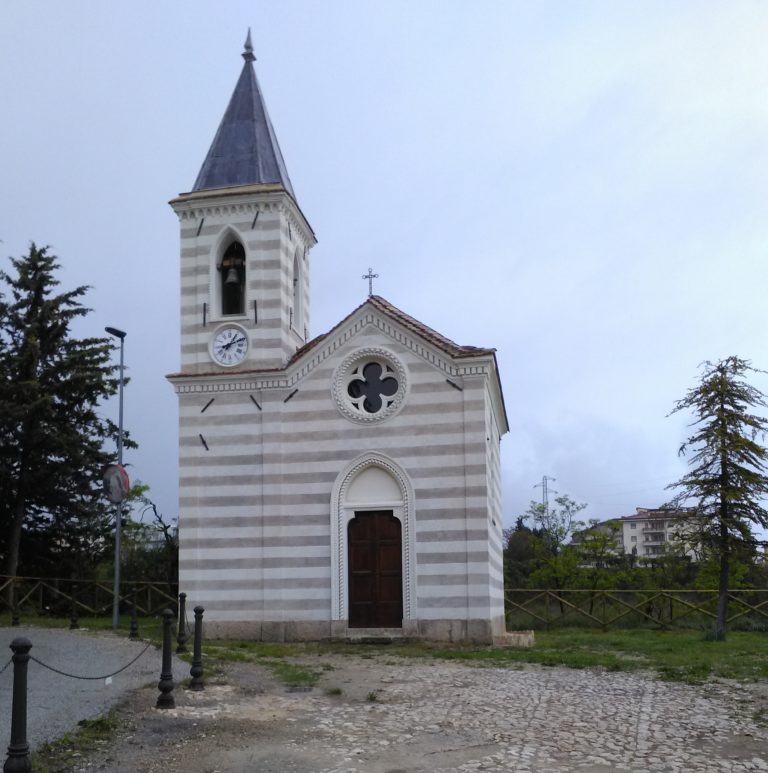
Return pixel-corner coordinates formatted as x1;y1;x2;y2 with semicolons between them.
105;326;126;629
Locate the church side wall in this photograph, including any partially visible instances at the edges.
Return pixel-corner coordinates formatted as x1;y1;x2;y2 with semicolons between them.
484;385;506;624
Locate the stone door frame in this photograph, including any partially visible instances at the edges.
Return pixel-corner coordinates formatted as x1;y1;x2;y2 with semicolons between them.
330;452;415;623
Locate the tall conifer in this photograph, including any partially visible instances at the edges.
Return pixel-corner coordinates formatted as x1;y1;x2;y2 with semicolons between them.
0;244;126;578
667;356;768;640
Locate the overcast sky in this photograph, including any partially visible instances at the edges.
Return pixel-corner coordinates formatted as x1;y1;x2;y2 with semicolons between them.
1;1;767;530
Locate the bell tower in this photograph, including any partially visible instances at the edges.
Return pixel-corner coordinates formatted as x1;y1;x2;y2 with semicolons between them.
170;31;315;374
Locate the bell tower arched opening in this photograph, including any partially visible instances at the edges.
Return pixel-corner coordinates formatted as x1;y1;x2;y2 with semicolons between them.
219;240;246;316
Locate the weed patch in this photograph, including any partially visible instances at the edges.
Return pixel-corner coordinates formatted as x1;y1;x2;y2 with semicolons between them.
32;711;119;772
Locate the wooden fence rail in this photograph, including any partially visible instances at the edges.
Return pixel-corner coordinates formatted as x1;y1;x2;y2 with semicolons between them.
505;589;768;630
0;575;178;620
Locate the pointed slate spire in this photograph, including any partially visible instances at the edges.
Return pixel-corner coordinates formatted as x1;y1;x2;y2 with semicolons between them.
192;31;295;197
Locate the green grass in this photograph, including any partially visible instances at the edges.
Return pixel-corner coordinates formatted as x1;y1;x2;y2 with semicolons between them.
201;640;325;688
203;629;768;686
419;630;768;684
7;619;768;687
31;712;119;772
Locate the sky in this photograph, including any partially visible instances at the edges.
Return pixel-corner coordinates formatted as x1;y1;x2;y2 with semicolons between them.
1;1;767;531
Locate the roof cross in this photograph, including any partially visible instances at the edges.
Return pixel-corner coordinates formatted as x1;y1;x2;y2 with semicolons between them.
362;267;379;297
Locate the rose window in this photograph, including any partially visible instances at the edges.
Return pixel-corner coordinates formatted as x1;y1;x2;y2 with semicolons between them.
347;362;399;414
333;348;408;423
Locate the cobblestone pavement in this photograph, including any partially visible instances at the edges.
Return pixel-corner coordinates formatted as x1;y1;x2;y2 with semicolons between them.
140;658;768;773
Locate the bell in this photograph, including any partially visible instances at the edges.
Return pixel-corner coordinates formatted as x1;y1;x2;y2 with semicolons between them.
224;267;240;285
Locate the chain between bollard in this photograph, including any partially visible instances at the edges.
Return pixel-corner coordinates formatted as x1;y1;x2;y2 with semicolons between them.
0;657;12;676
28;640;154;681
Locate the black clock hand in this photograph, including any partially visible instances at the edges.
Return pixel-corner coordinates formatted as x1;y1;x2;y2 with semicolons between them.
222;336;243;350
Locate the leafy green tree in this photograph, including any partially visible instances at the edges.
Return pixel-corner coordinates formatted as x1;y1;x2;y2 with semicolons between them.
0;244;129;580
667;356;768;640
572;520;622;582
517;494;586;612
529;546;582;591
524;494;587;556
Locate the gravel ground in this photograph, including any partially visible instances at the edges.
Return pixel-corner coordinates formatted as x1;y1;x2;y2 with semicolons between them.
2;630;768;771
41;649;768;772
0;625;178;754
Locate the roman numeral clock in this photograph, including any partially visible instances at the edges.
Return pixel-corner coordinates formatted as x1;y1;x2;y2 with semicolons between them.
210;325;249;367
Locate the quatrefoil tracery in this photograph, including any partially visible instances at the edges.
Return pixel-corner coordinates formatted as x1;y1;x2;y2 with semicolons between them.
347;362;399;414
332;348;408;424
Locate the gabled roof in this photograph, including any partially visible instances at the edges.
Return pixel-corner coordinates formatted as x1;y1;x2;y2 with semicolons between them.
192;31;295;197
287;295;496;367
167;294;509;433
169;295;497;379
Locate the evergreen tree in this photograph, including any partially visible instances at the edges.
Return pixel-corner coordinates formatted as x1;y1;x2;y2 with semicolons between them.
503;516;541;588
0;244;128;579
667;356;768;640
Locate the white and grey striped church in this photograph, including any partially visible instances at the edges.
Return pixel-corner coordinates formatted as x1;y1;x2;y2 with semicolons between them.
168;34;509;643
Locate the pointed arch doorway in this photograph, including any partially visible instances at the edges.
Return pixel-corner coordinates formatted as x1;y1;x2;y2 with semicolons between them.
331;454;415;628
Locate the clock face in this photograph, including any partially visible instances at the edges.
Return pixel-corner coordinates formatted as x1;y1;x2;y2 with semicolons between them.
211;326;249;366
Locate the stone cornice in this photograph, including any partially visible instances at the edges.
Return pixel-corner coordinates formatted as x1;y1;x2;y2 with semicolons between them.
167;307;501;402
169;185;316;245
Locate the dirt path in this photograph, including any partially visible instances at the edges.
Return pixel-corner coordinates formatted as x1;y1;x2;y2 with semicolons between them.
63;652;768;772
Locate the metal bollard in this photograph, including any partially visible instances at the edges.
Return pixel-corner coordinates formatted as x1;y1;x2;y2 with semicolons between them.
4;637;32;773
156;609;175;709
176;592;188;654
129;589;139;640
69;584;79;630
189;606;205;691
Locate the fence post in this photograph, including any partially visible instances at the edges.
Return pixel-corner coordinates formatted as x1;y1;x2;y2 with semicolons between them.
4;637;32;773
176;592;188;654
156;609;175;709
189;606;204;691
129;589;139;640
69;583;79;630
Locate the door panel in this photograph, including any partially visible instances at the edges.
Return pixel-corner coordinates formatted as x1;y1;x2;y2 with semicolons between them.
348;511;403;628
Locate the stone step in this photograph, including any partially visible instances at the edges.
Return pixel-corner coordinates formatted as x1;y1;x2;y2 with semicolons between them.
345;628;405;644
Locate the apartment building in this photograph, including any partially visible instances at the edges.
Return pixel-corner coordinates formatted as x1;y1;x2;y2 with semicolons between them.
619;507;697;558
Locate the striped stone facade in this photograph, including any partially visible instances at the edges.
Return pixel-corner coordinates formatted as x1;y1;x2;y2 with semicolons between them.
169;236;508;641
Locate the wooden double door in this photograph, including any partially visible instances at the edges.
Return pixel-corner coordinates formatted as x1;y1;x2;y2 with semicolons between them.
348;511;403;628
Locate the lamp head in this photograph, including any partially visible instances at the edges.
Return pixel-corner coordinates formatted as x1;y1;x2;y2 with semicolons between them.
105;327;127;340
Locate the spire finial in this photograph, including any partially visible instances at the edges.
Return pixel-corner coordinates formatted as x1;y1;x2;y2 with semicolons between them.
242;28;256;63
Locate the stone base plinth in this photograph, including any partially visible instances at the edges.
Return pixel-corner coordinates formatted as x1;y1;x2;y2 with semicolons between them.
492;630;535;648
197;617;507;644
